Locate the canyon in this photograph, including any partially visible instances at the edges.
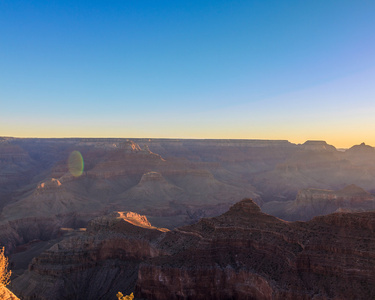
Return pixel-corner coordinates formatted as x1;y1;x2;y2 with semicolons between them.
263;184;375;221
11;199;375;300
1;137;375;299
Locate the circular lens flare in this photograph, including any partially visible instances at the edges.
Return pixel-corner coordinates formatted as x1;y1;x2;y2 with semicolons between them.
68;151;84;177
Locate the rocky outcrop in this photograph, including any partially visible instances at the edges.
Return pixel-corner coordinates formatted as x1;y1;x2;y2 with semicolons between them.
345;142;375;156
3;137;375;299
136;199;375;300
4;137;375;226
13;199;375;300
343;143;375;167
0;286;20;300
12;212;168;300
0;214;81;254
36;178;62;191
300;140;337;152
0;139;261;262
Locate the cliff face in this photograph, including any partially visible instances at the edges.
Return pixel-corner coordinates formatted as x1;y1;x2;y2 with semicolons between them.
295;184;375;207
263;184;375;221
13;199;375;300
136;199;375;300
3;138;375;299
1;138;260;230
12;212;168;300
0;214;80;254
3;137;375;231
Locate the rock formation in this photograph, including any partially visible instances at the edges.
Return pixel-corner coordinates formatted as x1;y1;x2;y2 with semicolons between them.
137;199;375;300
12;211;168;300
263;184;375;221
299;140;337;152
2;137;375;298
0;286;20;300
12;199;375;300
0;214;81;254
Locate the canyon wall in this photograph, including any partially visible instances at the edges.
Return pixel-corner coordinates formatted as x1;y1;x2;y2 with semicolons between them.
1;138;375;299
263;184;375;221
12;199;375;300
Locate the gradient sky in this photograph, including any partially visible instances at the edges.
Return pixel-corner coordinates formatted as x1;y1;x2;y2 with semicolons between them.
1;0;375;147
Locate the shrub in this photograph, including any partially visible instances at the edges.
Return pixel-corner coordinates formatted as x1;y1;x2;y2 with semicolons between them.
116;291;134;300
0;247;11;288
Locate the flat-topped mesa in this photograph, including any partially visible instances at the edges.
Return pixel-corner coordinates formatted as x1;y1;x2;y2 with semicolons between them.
296;184;374;204
275;185;375;221
300;140;337;152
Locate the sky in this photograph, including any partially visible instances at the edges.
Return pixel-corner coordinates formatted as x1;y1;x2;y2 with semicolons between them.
1;0;375;147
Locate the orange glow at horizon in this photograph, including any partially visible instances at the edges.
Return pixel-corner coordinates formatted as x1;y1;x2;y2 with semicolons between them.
1;126;371;149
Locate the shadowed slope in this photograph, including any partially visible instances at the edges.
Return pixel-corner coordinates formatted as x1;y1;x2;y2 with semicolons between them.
11;199;375;300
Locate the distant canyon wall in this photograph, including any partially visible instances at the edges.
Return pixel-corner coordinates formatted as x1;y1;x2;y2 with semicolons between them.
1;138;375;255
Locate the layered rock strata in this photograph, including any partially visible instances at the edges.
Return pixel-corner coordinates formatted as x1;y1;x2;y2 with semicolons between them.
12;212;168;300
12;199;375;300
263;184;375;221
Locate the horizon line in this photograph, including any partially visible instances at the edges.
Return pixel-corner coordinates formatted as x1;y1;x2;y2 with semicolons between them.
2;135;370;149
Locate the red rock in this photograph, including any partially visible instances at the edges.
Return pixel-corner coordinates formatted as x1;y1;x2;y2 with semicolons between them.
136;199;375;300
11;199;375;300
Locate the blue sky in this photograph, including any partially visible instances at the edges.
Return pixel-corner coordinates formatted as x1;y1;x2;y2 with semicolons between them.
1;0;375;147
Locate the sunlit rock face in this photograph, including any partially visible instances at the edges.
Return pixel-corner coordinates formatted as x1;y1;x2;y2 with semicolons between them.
0;286;20;300
36;178;62;190
13;199;375;300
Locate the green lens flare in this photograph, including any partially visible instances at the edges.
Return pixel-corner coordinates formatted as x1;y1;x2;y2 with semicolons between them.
68;151;84;177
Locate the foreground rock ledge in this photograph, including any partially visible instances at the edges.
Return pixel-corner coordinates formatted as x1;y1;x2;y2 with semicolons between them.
0;286;20;300
13;199;375;300
136;199;375;300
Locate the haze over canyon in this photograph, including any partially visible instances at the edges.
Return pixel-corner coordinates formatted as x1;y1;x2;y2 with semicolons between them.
0;137;374;299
